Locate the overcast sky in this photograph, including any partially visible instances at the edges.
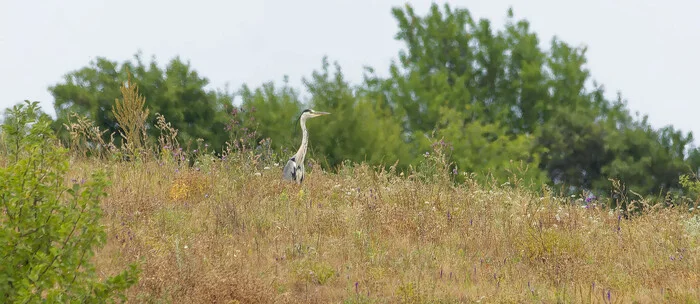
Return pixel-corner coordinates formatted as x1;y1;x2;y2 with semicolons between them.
1;0;698;143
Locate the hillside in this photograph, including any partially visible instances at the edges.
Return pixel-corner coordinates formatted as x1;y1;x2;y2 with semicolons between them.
86;155;700;303
2;101;698;303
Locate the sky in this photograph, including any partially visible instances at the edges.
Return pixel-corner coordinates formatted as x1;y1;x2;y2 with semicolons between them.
1;0;699;144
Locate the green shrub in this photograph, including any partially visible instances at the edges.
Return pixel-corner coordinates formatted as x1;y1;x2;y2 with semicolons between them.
0;101;139;303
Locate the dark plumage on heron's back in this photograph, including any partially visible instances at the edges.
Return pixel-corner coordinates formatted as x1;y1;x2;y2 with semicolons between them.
282;109;330;184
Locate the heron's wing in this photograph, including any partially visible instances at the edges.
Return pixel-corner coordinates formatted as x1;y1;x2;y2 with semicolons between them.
282;158;297;181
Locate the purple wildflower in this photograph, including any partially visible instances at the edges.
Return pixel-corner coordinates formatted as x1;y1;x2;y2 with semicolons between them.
585;194;597;203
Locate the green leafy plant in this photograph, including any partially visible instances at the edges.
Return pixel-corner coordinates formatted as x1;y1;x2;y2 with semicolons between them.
0;101;139;303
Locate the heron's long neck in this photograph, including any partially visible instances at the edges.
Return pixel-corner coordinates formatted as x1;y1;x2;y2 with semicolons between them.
295;118;308;164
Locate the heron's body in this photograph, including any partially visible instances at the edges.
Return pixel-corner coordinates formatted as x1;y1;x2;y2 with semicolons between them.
282;109;330;183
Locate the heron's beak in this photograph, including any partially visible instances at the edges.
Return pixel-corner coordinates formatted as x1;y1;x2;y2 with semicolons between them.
312;111;330;117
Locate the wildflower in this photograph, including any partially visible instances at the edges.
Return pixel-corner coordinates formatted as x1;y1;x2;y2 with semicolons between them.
425;151;430;156
452;168;458;175
204;143;209;148
585;194;597;203
193;149;198;153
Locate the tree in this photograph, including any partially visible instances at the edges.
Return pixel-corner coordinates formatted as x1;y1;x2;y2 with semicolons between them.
302;57;410;170
383;2;700;196
237;76;304;155
49;52;233;151
384;3;547;185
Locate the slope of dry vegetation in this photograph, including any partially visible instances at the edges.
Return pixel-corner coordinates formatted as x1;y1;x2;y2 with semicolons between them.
8;77;699;303
67;154;698;303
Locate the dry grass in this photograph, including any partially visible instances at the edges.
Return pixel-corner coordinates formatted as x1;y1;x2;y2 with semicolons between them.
62;155;698;303
25;78;698;303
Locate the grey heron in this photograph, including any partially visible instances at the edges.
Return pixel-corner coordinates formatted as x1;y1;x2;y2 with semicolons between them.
282;109;330;183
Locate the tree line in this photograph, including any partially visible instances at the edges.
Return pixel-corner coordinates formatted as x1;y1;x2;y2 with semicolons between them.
22;3;700;198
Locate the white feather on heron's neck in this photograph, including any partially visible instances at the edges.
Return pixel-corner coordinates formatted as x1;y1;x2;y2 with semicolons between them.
294;115;310;165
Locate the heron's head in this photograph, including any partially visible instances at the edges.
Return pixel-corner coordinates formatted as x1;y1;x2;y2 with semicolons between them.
300;109;331;120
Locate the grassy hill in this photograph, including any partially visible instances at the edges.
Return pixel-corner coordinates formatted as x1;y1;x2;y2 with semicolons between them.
72;154;698;303
2;97;699;303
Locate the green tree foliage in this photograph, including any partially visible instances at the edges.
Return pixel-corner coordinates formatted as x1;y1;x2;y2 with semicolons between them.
237;77;304;154
49;53;233;150
300;57;410;169
384;3;549;185
0;101;139;303
384;3;699;196
235;58;410;171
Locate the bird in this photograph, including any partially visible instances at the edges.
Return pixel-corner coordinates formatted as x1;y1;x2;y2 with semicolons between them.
282;109;330;183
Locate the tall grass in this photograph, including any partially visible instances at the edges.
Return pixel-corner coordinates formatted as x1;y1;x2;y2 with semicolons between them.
72;151;700;303
3;77;700;303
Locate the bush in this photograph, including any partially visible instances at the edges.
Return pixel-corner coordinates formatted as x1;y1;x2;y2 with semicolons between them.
0;101;139;303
